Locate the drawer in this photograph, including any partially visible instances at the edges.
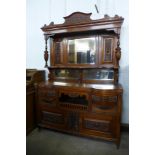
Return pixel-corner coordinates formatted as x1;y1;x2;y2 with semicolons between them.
92;95;117;113
38;88;57;106
38;89;56;98
92;95;117;103
39;96;57;107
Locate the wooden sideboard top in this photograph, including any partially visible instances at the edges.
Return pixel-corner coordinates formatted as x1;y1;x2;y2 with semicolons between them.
38;81;123;93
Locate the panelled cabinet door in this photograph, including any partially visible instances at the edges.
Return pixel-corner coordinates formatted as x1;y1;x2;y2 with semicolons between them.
99;36;115;65
52;38;64;65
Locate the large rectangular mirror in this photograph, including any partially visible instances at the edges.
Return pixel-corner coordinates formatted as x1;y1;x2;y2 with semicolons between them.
67;37;96;64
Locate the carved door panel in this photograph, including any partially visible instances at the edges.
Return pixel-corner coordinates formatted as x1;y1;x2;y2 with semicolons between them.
51;38;65;65
99;36;116;65
40;109;67;130
79;113;115;138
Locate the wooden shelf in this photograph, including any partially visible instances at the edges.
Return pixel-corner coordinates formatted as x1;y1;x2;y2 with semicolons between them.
48;64;114;70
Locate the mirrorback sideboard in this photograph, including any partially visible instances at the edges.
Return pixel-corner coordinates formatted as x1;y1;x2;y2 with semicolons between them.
36;12;124;148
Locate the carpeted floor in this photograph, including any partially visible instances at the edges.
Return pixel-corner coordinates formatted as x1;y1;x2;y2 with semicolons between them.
26;128;129;155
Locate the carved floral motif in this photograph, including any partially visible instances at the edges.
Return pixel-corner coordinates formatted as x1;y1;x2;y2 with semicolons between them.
63;12;92;25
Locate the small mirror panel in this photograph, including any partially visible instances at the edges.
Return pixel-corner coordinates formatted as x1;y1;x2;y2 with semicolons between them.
83;69;114;80
54;69;80;80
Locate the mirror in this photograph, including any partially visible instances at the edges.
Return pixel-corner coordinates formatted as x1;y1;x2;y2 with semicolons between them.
83;69;114;80
68;37;96;64
54;69;80;79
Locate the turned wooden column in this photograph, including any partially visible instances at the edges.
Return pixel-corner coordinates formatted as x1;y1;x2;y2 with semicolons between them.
44;35;49;67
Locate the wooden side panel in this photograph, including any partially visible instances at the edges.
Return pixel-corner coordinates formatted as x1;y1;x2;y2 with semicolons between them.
26;86;35;134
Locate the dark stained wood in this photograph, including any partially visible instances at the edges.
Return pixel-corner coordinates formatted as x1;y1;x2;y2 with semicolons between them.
38;12;124;148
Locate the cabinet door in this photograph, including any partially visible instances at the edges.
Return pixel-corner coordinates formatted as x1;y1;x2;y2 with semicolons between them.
39;109;67;130
51;38;65;65
99;36;115;65
80;113;115;139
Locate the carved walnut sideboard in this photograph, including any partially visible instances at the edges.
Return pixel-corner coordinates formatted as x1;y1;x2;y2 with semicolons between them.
36;12;124;148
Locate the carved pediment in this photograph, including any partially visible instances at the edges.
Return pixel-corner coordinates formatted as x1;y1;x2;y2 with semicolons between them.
41;12;124;35
63;12;92;25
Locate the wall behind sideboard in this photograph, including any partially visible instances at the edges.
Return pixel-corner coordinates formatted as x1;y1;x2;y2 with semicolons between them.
26;0;129;124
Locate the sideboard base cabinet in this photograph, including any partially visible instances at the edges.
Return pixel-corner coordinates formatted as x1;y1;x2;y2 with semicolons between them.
36;81;123;148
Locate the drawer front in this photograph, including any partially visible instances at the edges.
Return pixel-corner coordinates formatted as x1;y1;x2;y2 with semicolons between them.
92;95;117;103
92;95;117;113
38;88;56;98
38;88;57;106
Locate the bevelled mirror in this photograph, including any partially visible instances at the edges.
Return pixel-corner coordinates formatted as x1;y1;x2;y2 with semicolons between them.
67;37;96;64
